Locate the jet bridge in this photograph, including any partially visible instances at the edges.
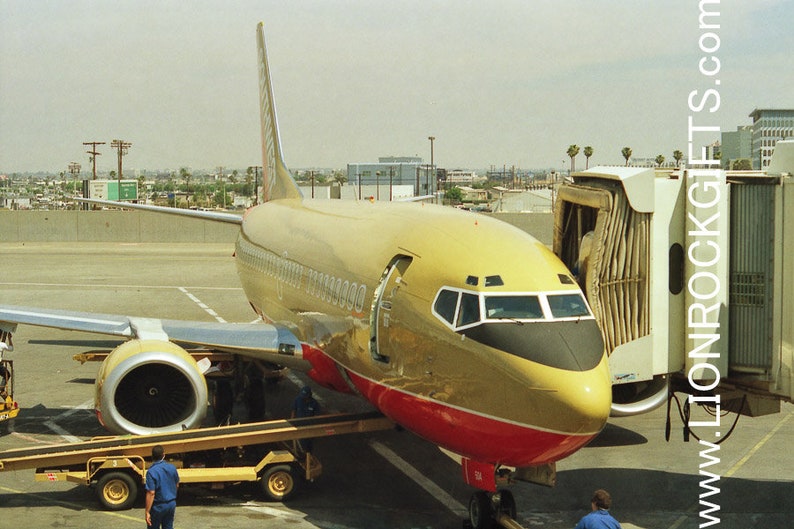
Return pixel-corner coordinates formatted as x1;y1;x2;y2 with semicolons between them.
553;141;794;417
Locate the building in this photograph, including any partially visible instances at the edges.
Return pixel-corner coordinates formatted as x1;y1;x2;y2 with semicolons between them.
749;108;794;169
346;156;437;197
445;169;482;186
720;125;753;169
704;141;721;164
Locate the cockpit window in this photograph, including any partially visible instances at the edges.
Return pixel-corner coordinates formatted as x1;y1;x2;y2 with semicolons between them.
433;288;459;325
547;293;589;318
431;287;600;371
457;293;481;327
432;287;593;331
484;295;543;320
485;275;504;287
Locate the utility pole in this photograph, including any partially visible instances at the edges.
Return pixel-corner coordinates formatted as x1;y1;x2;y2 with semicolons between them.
68;162;81;210
428;136;435;195
217;166;225;209
248;166;261;205
111;139;132;199
83;141;105;180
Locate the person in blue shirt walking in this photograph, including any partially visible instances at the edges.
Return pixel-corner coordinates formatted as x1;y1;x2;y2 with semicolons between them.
145;445;180;529
574;489;622;529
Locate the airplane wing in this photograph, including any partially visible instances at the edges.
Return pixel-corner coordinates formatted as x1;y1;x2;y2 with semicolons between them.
0;304;310;371
74;197;244;225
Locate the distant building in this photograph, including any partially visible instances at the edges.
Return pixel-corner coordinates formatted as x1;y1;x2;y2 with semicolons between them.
720;125;753;169
445;169;482;186
749;108;794;169
347;157;437;197
704;141;721;164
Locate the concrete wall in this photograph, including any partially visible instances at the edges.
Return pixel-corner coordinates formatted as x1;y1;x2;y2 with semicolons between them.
0;210;552;246
0;210;239;243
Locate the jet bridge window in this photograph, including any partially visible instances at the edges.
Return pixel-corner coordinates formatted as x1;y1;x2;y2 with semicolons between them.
485;295;543;320
546;293;589;318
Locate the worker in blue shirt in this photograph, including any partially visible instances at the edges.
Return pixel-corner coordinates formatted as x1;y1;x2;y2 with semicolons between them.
291;385;320;451
574;489;622;529
145;445;180;529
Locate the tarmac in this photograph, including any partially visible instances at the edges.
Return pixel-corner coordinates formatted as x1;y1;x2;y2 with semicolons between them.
1;241;793;529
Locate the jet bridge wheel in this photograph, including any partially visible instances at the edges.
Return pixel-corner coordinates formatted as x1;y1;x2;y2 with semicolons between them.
96;471;139;511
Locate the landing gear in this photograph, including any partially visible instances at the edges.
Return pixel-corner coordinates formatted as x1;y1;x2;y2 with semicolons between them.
469;491;492;529
466;489;518;529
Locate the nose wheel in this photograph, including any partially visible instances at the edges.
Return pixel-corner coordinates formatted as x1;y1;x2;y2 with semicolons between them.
466;489;519;529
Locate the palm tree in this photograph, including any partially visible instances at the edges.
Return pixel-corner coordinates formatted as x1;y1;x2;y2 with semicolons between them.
180;167;192;207
655;154;665;167
673;150;684;167
333;171;347;186
621;147;632;166
583;146;594;169
566;144;580;173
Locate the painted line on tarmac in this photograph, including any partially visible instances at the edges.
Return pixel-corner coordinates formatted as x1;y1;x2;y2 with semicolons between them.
0;281;241;291
179;287;227;323
666;410;794;529
43;399;94;443
206;497;356;529
725;409;793;478
240;504;325;527
369;440;468;517
0;485;141;523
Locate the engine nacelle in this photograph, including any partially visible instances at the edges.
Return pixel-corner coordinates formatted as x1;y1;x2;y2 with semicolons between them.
95;339;208;435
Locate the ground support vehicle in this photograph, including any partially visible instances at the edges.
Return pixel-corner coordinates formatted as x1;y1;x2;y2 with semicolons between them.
0;411;393;510
0;359;19;425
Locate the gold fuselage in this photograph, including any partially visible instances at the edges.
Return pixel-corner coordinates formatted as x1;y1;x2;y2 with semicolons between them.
235;198;611;464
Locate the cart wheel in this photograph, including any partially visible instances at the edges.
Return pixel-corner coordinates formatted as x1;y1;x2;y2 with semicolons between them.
468;491;494;529
96;471;138;510
260;464;298;501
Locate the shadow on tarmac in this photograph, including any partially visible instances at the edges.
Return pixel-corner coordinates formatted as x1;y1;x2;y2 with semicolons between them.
0;468;791;529
585;421;649;447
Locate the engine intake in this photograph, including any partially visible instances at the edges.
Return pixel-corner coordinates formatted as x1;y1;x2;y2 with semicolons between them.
95;339;208;435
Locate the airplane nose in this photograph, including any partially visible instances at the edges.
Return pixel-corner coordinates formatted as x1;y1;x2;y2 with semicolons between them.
562;364;612;434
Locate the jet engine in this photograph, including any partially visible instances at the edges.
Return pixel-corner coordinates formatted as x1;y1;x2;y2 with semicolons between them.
610;375;668;417
94;339;208;435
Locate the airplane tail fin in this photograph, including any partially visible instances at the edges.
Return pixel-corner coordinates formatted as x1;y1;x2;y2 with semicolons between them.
257;22;302;202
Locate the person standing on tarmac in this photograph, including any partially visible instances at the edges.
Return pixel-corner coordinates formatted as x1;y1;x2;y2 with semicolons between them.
145;444;180;529
574;489;622;529
291;386;320;452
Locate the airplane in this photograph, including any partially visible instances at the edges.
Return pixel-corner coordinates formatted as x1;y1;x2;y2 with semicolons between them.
0;22;612;527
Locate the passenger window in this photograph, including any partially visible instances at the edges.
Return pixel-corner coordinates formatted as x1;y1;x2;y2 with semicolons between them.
547;293;589;318
457;293;481;327
433;289;459;325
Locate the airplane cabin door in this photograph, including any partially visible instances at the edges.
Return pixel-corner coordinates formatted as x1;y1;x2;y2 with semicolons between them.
370;256;412;363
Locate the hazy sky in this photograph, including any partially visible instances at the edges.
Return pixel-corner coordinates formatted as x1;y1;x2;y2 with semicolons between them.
2;0;793;174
